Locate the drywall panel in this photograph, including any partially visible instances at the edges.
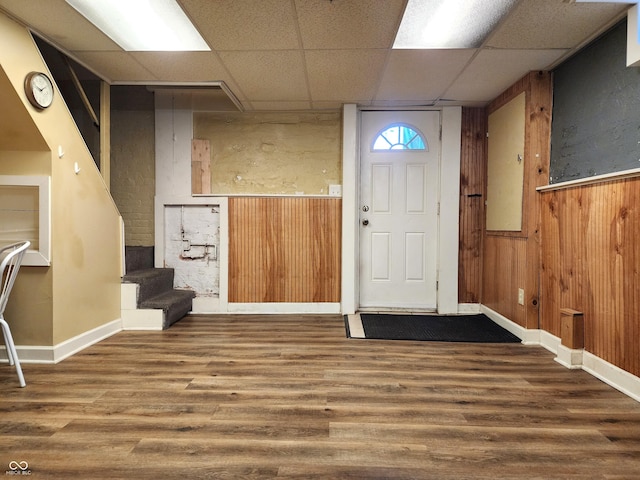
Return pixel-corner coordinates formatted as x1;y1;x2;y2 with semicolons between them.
0;12;122;346
193;111;341;195
486;92;525;231
551;21;640;183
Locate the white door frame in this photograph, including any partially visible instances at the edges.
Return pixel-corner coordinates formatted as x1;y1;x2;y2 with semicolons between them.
341;105;461;315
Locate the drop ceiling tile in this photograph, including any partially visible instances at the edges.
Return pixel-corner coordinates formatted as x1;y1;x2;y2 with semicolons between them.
488;0;628;49
0;0;630;112
181;0;299;50
444;49;568;103
0;0;120;51
305;49;388;102
251;101;313;111
376;49;476;103
130;52;236;85
370;99;436;108
295;0;406;49
72;52;157;83
437;100;488;108
218;51;309;102
311;101;346;111
146;87;242;112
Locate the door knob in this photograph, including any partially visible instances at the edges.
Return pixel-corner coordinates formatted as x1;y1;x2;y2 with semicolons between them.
362;219;369;226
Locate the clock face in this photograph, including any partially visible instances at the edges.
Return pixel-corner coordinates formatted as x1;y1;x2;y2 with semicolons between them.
25;72;54;109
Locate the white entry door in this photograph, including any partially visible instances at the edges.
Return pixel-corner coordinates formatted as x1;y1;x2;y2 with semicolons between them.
359;111;440;310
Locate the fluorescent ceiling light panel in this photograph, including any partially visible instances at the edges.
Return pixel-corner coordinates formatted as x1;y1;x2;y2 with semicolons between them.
65;0;210;51
393;0;519;49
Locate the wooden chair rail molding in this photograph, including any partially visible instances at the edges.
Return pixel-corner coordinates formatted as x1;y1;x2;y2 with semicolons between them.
537;166;640;192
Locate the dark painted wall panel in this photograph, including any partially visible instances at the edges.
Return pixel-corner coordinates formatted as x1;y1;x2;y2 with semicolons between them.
551;21;640;183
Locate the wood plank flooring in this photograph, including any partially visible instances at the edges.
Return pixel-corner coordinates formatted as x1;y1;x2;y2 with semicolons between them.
1;314;639;479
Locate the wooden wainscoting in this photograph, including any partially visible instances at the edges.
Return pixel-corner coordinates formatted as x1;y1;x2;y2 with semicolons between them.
482;235;527;326
540;176;640;377
458;107;487;303
228;197;341;303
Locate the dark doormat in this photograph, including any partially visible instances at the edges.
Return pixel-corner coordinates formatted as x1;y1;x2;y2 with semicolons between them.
357;313;521;343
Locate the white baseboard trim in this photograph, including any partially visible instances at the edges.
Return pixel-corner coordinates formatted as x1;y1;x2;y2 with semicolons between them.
479;305;527;342
227;303;341;314
121;309;164;330
0;345;54;364
481;304;640;403
583;351;640;402
192;296;221;313
539;329;562;354
555;344;584;370
0;318;122;364
53;319;122;363
458;303;481;314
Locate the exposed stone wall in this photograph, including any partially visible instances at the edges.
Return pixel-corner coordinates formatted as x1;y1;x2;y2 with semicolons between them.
193;111;341;195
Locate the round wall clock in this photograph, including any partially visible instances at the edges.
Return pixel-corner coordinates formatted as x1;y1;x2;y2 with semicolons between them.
24;71;54;110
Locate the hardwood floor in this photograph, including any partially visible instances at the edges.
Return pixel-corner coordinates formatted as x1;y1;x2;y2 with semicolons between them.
1;314;639;479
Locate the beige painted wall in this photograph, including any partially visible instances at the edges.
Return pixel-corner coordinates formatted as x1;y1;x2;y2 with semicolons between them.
111;87;155;246
486;92;525;231
193;112;341;195
0;12;121;346
0;151;53;345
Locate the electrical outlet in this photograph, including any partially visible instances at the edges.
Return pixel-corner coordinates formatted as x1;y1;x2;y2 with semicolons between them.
329;184;342;197
518;288;525;306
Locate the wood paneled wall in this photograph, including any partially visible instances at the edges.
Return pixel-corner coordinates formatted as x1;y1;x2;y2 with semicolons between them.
483;236;528;326
482;72;552;329
459;107;487;303
228;197;341;303
540;177;640;377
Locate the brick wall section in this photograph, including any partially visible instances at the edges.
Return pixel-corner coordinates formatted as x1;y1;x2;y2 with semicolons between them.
110;108;155;246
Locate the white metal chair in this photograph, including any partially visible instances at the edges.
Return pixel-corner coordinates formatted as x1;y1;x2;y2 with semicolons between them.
0;241;30;387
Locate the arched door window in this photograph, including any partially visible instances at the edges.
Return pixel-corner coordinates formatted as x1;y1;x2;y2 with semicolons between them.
372;123;428;151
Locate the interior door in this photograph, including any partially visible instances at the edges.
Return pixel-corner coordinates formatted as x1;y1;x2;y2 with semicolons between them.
359;110;440;310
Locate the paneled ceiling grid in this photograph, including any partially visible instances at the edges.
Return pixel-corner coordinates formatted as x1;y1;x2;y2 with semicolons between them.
0;0;631;111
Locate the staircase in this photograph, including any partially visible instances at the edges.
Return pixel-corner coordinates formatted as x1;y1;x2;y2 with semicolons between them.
121;246;195;330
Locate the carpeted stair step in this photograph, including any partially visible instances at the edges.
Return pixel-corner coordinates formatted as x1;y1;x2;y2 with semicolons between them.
122;268;175;306
121;249;196;330
124;246;154;273
140;289;196;329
